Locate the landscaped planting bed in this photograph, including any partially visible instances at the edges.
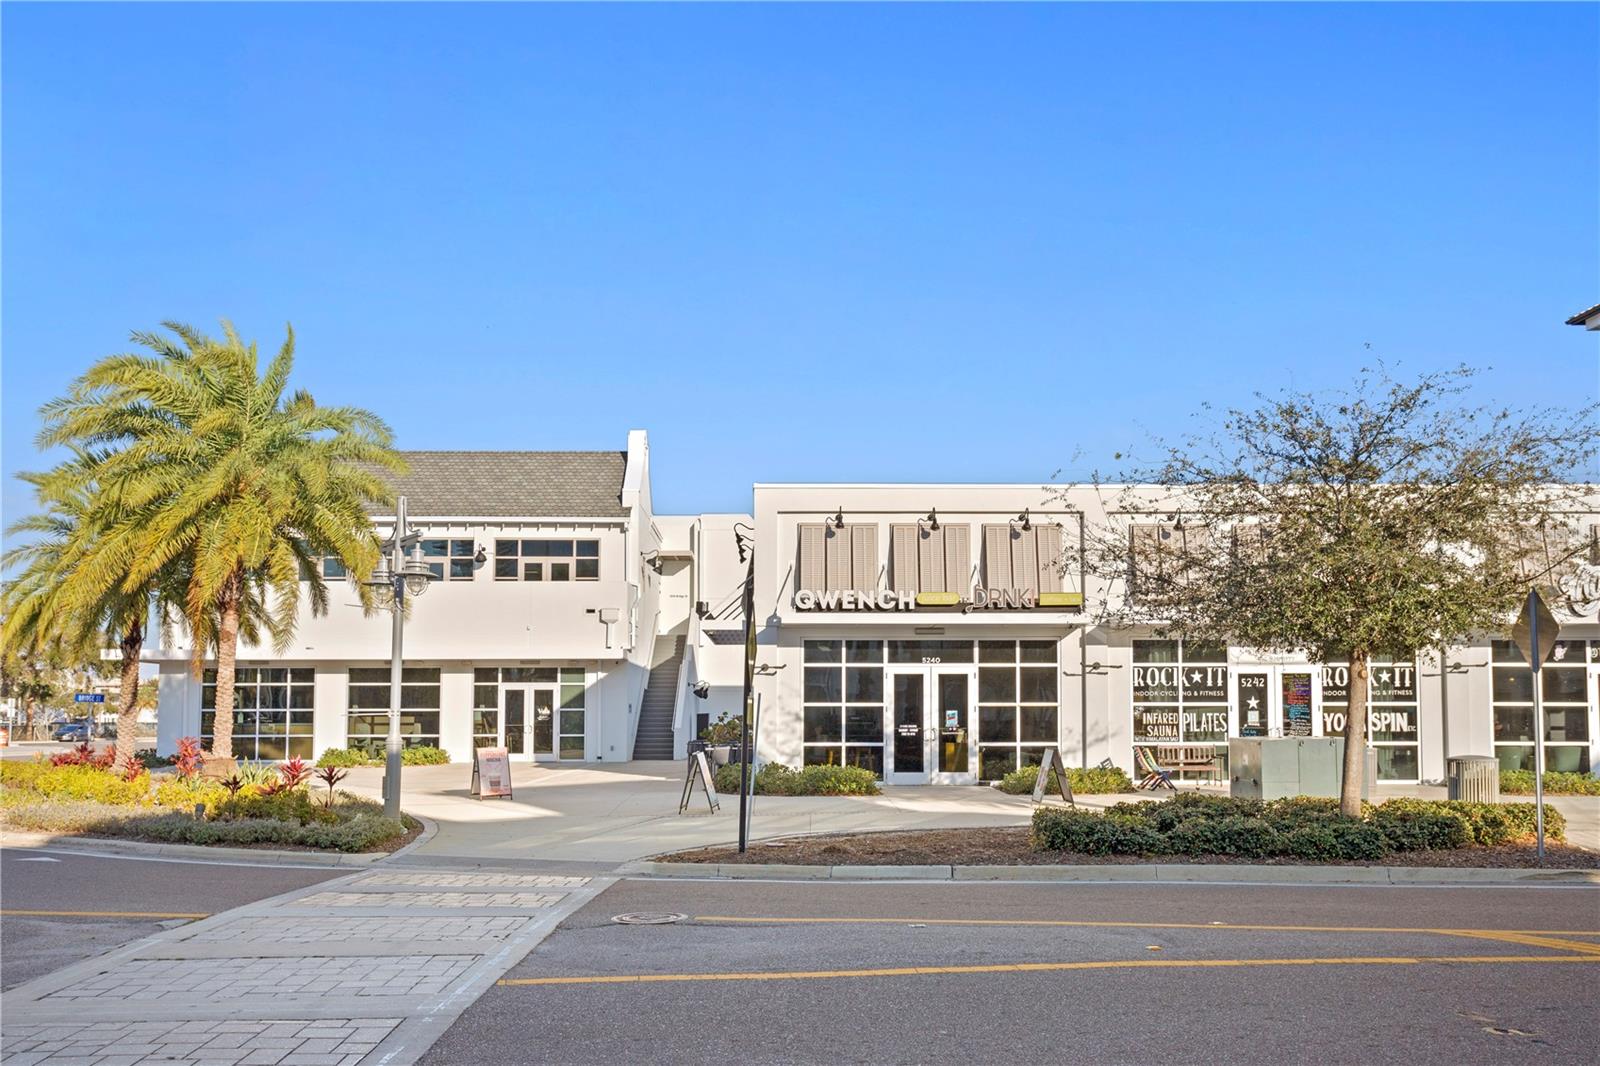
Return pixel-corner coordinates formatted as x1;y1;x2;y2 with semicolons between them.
1498;770;1600;796
664;793;1594;869
713;762;881;796
993;763;1134;795
0;740;412;852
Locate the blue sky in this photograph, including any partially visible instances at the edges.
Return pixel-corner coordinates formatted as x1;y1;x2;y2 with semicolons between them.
3;3;1596;524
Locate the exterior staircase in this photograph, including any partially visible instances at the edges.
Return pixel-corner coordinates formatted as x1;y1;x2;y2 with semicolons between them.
632;634;685;761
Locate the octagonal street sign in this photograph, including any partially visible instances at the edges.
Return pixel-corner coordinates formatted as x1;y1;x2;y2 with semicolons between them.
1510;587;1560;668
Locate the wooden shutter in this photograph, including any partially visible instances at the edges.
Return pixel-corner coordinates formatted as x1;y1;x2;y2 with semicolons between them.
1035;523;1064;593
798;523;826;593
945;524;971;593
982;525;1011;588
1012;526;1040;593
849;525;878;593
891;525;918;589
918;526;946;592
824;524;850;591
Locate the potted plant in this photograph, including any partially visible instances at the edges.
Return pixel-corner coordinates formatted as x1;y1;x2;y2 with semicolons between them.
699;713;743;767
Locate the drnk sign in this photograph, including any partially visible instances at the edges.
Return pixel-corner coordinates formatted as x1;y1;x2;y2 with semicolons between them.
73;693;106;704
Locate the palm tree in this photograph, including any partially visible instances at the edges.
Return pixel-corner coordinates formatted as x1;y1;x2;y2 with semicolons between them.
2;458;187;770
38;321;402;761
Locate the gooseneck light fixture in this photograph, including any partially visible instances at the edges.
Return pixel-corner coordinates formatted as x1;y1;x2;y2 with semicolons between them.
832;507;847;530
921;508;940;532
1014;509;1032;531
362;495;438;821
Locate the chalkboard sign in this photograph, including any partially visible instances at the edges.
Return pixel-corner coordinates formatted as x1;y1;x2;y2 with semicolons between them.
1284;674;1313;737
471;747;513;800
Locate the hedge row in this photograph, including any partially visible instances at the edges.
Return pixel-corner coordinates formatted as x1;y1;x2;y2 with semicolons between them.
1499;770;1600;796
713;762;882;796
1;799;405;852
314;745;451;768
994;764;1134;796
1031;793;1565;860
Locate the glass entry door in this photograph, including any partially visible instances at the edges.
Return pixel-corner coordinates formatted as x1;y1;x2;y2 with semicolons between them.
502;685;558;758
502;687;528;756
932;671;972;782
886;667;975;785
1234;666;1318;737
887;669;927;785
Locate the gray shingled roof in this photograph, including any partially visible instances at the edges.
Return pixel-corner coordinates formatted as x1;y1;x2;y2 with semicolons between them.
368;451;628;518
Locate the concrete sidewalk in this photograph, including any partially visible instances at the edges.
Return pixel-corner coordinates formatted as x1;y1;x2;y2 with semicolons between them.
341;760;1600;863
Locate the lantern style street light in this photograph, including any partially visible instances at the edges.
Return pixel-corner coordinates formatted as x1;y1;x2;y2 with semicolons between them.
363;495;438;821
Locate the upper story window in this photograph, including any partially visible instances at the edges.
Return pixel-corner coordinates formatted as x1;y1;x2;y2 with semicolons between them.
494;539;601;581
421;538;478;581
317;555;348;579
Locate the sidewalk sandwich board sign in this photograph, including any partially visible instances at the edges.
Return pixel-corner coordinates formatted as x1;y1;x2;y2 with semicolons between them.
471;747;513;800
679;749;720;815
1032;746;1076;807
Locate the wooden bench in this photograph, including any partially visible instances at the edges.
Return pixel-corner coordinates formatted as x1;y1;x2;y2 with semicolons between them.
1154;745;1223;781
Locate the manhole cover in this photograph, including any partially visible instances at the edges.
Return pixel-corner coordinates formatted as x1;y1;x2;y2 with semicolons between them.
610;912;687;926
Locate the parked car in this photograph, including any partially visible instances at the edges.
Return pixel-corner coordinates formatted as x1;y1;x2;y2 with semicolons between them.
51;720;90;742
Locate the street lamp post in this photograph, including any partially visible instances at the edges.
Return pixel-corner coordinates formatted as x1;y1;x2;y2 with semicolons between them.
364;495;438;822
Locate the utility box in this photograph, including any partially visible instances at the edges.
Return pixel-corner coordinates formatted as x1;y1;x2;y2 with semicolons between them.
1447;755;1500;803
1230;738;1369;801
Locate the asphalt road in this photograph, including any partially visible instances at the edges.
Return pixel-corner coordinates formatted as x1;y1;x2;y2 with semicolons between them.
0;847;343;990
422;878;1600;1066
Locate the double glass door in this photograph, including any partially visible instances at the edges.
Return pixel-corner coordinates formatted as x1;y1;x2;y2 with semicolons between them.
500;685;557;759
1234;666;1318;737
886;667;974;785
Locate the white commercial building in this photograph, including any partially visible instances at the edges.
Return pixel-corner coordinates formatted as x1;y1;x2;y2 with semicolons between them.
153;439;1600;785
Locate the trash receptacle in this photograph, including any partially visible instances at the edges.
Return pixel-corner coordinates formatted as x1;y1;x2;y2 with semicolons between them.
1447;755;1499;803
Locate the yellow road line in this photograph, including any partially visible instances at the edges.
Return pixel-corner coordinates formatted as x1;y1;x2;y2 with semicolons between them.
499;954;1600;987
1450;930;1600;956
694;915;1600;939
0;909;209;920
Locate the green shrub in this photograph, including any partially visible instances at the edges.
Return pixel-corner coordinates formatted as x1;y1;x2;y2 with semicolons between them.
1107;791;1264;832
316;747;378;768
1500;770;1600;796
1276;820;1389;861
1263;796;1345;829
401;745;450;766
0;761;150;806
713;762;881;796
1;796;406;852
1369;799;1474;851
1031;808;1165;855
151;775;228;815
1452;801;1565;845
995;764;1134;796
215;789;336;826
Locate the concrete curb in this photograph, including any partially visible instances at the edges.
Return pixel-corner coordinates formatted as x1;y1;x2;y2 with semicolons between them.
0;808;439;867
617;859;1600;885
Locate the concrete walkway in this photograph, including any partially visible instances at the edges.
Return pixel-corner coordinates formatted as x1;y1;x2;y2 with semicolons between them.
0;863;610;1065
340;761;1600;863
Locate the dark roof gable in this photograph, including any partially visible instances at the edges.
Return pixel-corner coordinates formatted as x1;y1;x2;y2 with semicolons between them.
370;451;628;518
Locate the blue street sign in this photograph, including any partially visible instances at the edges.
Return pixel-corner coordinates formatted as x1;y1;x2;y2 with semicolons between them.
73;693;106;703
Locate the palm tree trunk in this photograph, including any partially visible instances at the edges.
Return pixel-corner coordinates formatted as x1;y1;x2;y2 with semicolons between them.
1340;649;1371;817
114;621;144;772
210;574;242;761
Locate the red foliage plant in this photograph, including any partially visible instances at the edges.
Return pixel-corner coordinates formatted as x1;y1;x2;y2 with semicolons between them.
50;744;115;770
174;737;204;779
277;756;310;789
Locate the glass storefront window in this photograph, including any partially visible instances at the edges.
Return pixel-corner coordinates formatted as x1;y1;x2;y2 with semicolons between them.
977;641;1059;780
346;666;442;754
1131;640;1228;776
803;641;885;774
201;666;315;760
1491;640;1592;774
1320;658;1420;781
